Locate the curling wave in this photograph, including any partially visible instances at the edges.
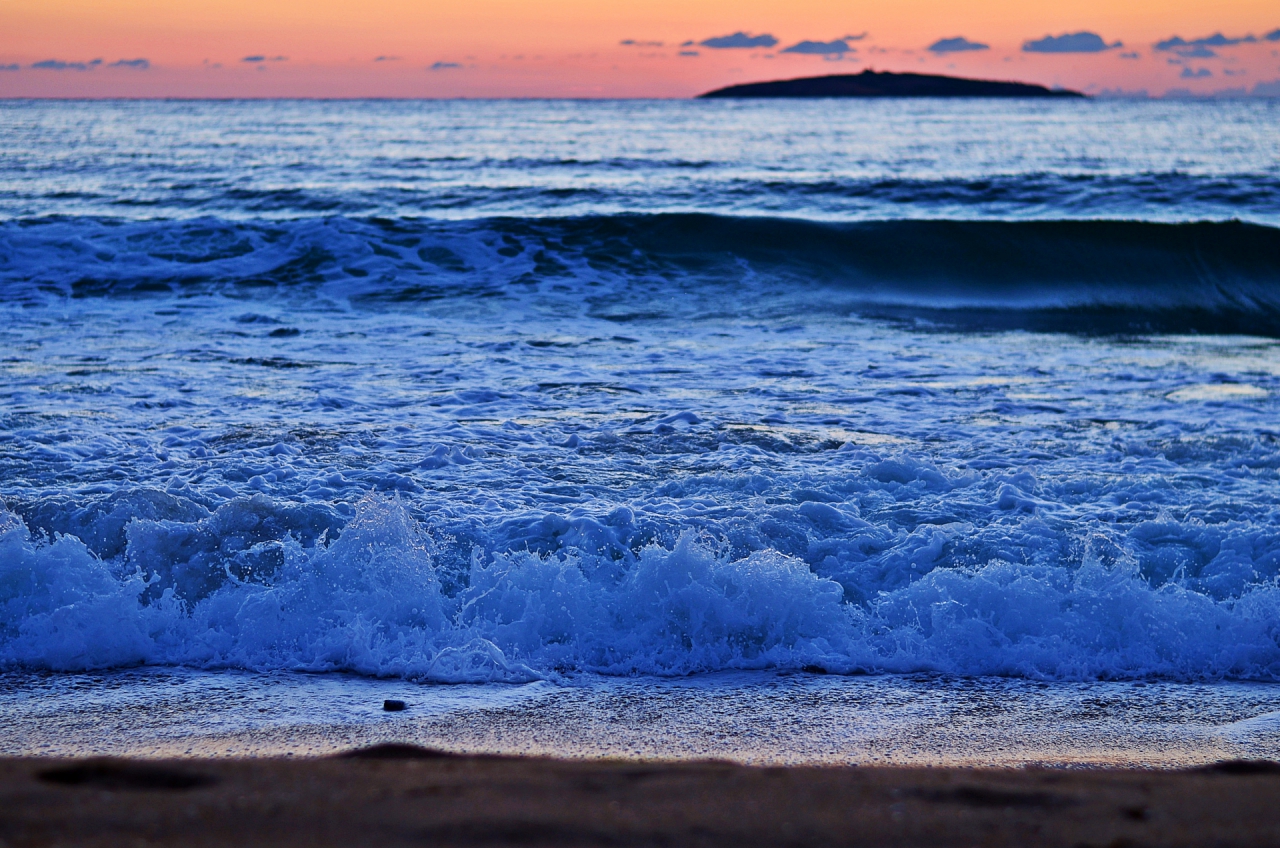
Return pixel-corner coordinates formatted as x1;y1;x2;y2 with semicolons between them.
3;214;1278;334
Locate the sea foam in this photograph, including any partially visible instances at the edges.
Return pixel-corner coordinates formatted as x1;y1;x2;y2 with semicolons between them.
4;497;1279;682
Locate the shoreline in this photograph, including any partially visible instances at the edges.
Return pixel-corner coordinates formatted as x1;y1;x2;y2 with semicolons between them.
6;669;1280;767
3;747;1279;847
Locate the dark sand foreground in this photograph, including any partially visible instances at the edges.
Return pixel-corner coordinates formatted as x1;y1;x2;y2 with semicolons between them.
2;747;1279;847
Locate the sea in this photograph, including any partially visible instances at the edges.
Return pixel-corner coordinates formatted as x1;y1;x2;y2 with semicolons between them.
2;98;1280;766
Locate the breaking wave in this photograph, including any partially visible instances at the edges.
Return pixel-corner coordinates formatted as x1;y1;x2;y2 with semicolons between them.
3;214;1279;334
3;496;1280;683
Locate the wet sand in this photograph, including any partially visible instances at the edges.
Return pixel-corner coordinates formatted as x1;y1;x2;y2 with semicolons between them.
2;747;1279;847
7;669;1280;768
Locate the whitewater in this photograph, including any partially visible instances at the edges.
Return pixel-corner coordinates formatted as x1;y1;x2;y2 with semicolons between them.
2;98;1280;764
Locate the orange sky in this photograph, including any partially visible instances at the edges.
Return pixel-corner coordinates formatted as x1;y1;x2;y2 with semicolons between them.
2;0;1278;97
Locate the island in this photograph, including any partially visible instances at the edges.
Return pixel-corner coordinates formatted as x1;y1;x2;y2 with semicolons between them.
698;70;1085;98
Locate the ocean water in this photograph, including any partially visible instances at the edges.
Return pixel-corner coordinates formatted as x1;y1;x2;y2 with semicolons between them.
3;98;1280;762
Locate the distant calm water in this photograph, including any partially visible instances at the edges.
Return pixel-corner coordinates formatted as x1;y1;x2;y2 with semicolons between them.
2;99;1278;222
3;99;1280;704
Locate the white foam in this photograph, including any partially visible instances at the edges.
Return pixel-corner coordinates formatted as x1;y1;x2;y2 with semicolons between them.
1167;384;1269;402
4;497;1280;682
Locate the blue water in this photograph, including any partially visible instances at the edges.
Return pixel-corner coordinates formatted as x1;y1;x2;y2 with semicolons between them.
2;99;1278;223
3;99;1280;690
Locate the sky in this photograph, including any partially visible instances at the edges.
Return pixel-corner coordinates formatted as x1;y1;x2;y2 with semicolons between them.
1;0;1279;98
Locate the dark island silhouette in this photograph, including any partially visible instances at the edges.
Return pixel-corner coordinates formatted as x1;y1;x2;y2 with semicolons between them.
698;70;1085;98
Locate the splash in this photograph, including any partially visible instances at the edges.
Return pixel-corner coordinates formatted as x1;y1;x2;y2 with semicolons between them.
4;497;1279;682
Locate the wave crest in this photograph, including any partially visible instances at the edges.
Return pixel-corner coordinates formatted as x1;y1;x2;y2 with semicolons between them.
4;214;1278;335
4;497;1279;682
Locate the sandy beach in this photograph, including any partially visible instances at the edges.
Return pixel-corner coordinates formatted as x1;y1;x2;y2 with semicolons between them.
2;747;1279;847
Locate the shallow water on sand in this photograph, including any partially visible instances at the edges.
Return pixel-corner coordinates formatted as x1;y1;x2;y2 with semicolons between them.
3;669;1279;768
